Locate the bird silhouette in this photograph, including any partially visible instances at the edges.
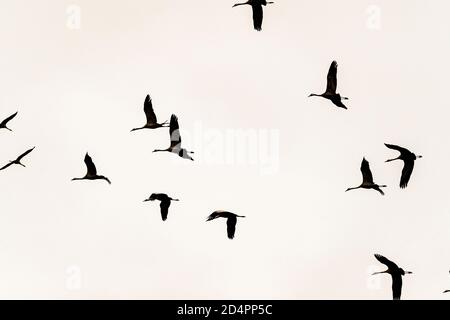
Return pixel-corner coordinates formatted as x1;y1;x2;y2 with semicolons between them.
346;158;387;195
153;114;194;161
131;94;169;132
309;61;349;109
144;193;179;221
373;254;412;300
72;153;111;184
0;111;18;131
0;147;35;171
206;211;245;239
385;144;422;189
232;0;274;31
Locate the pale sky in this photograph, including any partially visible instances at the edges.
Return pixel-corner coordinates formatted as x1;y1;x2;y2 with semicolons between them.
0;0;450;299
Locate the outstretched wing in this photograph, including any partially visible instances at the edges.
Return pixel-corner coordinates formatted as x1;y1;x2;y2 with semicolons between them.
0;112;18;127
392;273;403;300
144;95;157;125
361;158;374;184
326;61;338;94
374;254;399;270
400;160;414;189
169;114;182;148
160;200;170;221
252;4;263;31
0;162;14;171
16;147;35;161
227;215;237;239
384;143;411;156
84;153;97;176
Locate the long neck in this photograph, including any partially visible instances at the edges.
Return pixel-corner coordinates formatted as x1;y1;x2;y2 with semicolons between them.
72;177;84;181
386;157;399;163
346;186;361;192
131;126;145;132
153;148;170;152
372;270;388;275
233;2;249;7
309;93;322;97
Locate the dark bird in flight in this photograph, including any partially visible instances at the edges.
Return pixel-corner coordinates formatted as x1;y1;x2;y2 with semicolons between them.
144;193;179;221
309;61;349;109
72;153;111;184
131;94;169;132
385;144;422;189
346;158;387;195
153;114;194;161
0;111;18;131
0;147;35;171
206;211;245;239
232;0;274;31
372;254;412;300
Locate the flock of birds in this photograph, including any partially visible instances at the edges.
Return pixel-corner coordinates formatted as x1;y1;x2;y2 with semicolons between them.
0;94;246;241
0;0;444;300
